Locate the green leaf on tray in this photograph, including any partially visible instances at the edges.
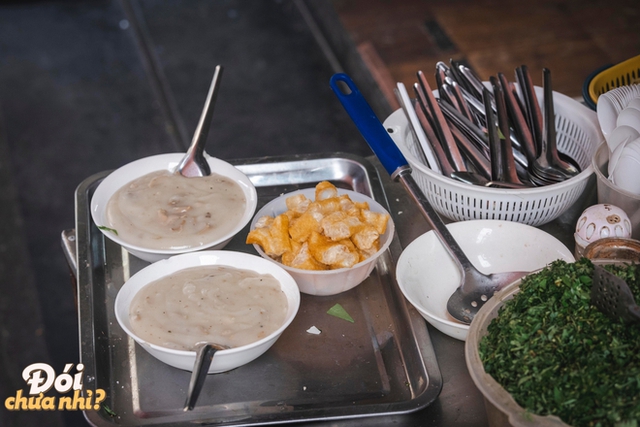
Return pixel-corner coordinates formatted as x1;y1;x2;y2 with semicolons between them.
102;404;117;417
327;303;354;323
97;225;118;236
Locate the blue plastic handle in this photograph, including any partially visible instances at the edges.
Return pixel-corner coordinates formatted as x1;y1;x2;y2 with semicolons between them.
330;73;409;177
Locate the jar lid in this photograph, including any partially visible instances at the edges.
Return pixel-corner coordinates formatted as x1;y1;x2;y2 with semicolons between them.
583;237;640;262
575;204;632;245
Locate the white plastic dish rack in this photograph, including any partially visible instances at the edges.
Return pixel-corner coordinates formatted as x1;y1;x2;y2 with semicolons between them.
383;86;603;227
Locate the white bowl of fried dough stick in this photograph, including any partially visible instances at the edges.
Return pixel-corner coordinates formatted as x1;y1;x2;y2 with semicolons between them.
247;181;395;296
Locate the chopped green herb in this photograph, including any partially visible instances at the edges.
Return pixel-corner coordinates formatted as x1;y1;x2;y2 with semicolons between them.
327;303;354;323
97;225;118;236
102;404;117;417
479;258;640;427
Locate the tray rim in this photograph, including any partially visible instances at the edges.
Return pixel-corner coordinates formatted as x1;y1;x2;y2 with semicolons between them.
74;152;443;427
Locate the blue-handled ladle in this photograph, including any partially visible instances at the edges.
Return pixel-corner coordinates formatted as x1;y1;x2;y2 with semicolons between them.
330;73;527;324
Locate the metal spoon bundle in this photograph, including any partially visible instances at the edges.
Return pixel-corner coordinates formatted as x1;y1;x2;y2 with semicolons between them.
518;66;579;185
394;60;581;189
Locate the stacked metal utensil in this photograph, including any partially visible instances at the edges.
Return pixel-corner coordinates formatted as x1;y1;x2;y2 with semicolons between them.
394;61;580;188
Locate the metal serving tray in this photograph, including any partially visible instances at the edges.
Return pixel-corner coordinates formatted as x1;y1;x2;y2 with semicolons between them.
74;153;442;427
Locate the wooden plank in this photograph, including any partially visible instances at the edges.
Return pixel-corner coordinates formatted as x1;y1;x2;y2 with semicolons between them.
332;0;640;99
357;41;401;110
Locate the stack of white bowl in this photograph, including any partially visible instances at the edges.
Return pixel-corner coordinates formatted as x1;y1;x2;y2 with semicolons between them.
597;85;640;195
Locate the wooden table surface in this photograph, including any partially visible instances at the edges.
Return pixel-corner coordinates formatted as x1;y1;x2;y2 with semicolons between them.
331;0;640;107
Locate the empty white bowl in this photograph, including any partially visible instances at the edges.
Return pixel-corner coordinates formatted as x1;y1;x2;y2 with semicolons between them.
115;250;300;373
597;85;640;137
597;93;619;138
249;188;395;296
628;96;640;111
611;137;640;195
606;124;640;153
607;136;631;178
91;153;258;262
616;107;640;133
395;220;575;341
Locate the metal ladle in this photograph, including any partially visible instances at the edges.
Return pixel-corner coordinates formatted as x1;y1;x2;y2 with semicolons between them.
330;73;527;324
175;65;224;177
183;342;230;411
591;265;640;324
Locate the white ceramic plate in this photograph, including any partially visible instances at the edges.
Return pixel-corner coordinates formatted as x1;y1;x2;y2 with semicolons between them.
115;250;300;373
395;220;575;341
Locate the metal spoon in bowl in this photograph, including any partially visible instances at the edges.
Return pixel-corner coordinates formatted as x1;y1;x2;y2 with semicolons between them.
330;73;528;324
175;65;224;178
183;342;230;411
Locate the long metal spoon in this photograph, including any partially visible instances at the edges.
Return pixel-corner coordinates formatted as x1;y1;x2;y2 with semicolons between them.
438;99;490;157
448;79;475;123
417;70;467;172
176;65;224;177
415;83;490;177
412;93;455;177
484;88;504;182
515;65;543;153
330;73;527;324
451;60;486;103
516;65;574;184
448;124;492;179
498;72;537;165
541;68;580;177
491;76;524;185
394;82;442;173
183;342;229;411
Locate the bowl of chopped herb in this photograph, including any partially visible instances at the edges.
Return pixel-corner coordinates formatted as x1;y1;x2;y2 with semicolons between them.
466;258;640;427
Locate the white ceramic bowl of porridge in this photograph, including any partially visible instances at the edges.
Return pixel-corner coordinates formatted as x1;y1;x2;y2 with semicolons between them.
114;250;300;373
248;186;395;296
91;153;258;262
